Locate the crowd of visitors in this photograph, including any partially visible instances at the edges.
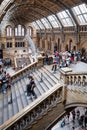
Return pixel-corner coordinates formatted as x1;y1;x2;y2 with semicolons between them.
0;65;11;94
44;50;87;72
60;108;87;130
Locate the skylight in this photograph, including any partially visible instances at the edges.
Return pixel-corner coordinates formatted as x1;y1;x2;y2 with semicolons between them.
47;15;61;28
32;22;40;29
36;20;45;29
72;3;87;25
41;18;52;29
57;10;75;27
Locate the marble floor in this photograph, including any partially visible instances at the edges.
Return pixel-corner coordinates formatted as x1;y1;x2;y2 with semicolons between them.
52;107;86;130
70;61;87;72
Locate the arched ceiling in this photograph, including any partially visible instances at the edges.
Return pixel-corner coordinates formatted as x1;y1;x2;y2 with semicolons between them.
0;0;87;25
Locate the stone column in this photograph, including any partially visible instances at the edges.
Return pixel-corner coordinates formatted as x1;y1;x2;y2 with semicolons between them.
45;39;48;51
62;85;67;104
51;40;54;54
12;37;15;48
40;38;42;48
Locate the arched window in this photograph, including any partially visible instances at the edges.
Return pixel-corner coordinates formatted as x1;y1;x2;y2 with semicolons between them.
27;26;33;37
6;26;12;37
15;25;25;36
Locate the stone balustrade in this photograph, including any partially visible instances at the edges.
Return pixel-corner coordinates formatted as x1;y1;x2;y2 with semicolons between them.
66;73;87;86
59;67;87;86
0;84;63;130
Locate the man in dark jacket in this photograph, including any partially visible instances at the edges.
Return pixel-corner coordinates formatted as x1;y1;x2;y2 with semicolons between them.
27;76;37;99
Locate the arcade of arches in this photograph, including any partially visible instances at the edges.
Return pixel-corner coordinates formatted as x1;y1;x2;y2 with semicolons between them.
0;25;87;61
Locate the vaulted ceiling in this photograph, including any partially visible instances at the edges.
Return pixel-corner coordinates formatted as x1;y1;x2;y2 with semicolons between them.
0;0;87;25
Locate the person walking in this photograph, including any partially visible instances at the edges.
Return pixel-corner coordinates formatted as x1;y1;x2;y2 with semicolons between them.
26;76;37;99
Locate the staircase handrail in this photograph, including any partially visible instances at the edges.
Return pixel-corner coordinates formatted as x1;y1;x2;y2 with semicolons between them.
11;61;37;79
0;84;63;130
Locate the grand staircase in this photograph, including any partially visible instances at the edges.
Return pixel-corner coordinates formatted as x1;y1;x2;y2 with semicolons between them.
0;61;64;130
0;59;87;130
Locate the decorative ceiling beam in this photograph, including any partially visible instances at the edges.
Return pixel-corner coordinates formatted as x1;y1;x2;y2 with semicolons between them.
0;0;3;4
9;3;55;28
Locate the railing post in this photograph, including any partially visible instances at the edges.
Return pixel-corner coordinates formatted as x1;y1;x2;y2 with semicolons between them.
62;85;67;105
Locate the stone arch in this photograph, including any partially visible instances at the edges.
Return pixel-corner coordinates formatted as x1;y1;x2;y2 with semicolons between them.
47;36;51;50
42;37;45;49
80;39;87;55
65;44;69;51
53;37;60;52
64;36;76;52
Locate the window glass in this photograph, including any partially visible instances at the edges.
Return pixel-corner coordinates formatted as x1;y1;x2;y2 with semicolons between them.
15;28;17;36
6;26;12;36
7;28;9;36
47;15;60;28
15;25;25;36
18;25;21;36
78;15;85;23
36;20;45;29
79;4;87;13
22;28;24;36
73;6;80;15
32;22;40;29
72;3;87;25
84;14;87;22
27;27;32;37
41;18;52;28
57;10;75;26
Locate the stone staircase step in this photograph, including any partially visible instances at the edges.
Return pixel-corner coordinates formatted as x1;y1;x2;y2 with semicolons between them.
3;93;9;123
0;93;4;125
41;67;58;83
38;68;56;87
33;71;49;91
35;72;53;89
32;73;45;95
20;78;29;105
20;78;31;104
22;77;33;103
7;89;14;118
11;85;19;115
14;82;24;112
17;80;28;108
44;65;60;80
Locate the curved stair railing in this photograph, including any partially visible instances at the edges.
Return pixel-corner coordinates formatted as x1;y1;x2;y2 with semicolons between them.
1;58;87;130
0;84;64;130
0;56;64;130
